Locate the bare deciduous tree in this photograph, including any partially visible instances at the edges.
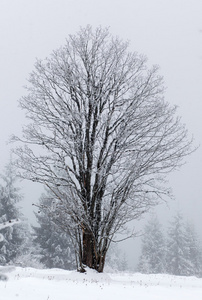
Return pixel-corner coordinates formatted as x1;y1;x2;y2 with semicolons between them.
13;26;192;272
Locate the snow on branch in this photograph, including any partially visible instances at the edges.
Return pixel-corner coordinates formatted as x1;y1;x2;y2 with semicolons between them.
0;219;21;231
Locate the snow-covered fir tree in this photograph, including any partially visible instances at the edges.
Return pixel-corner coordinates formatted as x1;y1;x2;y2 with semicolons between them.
119;252;128;272
33;193;76;270
13;224;44;269
138;215;165;274
166;212;190;276
183;221;202;277
0;162;29;265
106;243;128;271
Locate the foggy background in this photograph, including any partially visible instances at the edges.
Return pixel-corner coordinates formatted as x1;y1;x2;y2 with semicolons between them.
0;0;202;269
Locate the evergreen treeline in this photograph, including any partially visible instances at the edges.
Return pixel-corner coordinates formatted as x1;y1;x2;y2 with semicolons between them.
0;162;76;270
138;213;202;277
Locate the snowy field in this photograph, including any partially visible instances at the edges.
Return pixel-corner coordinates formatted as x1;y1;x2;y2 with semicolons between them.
1;266;202;300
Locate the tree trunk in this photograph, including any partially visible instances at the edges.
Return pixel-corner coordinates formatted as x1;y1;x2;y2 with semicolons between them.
81;229;106;272
82;230;96;269
97;253;106;273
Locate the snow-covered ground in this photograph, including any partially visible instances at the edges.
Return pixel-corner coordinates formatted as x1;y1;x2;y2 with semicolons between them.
0;266;202;300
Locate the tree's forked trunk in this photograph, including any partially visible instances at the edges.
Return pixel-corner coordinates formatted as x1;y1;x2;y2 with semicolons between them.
81;229;106;273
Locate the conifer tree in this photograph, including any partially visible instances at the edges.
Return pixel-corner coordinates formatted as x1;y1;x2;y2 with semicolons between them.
119;252;128;272
166;212;189;276
0;162;28;265
33;193;76;270
138;216;165;274
13;224;44;268
183;221;202;277
106;243;128;271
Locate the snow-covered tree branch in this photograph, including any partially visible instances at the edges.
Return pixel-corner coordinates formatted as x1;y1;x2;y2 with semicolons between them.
0;219;21;242
0;219;21;231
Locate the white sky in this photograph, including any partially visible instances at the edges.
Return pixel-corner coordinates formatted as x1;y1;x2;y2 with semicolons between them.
0;0;202;267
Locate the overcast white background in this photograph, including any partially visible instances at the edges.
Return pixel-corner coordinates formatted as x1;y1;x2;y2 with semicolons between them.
0;0;202;268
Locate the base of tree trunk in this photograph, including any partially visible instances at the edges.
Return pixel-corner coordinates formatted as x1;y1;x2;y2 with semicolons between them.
77;267;86;273
79;230;107;273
